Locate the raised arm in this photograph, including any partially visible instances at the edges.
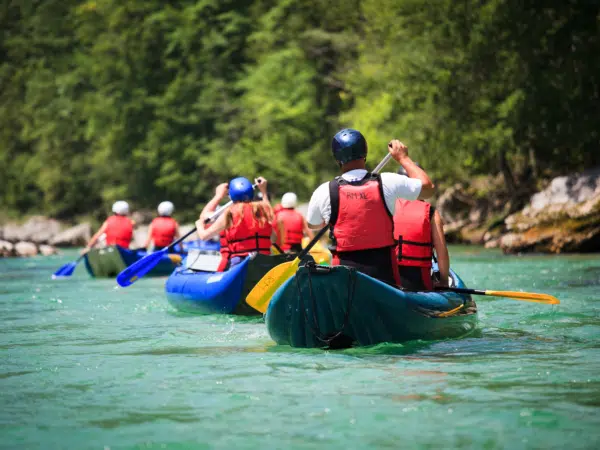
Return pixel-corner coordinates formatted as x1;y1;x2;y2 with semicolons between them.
431;209;449;287
84;221;108;251
388;140;435;199
195;213;227;242
254;177;270;205
199;183;229;224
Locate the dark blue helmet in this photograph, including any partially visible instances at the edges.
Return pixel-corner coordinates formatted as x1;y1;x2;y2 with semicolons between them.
331;129;367;165
229;177;254;202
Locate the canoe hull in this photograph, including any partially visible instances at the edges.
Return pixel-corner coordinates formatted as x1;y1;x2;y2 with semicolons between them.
165;253;296;315
265;264;477;348
84;246;180;278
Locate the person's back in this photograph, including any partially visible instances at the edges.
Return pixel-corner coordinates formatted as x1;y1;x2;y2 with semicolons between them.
394;197;450;290
225;202;273;259
306;129;436;286
394;199;434;290
83;201;133;252
195;176;273;271
328;172;398;285
150;216;178;247
276;192;310;253
105;214;133;248
277;208;304;251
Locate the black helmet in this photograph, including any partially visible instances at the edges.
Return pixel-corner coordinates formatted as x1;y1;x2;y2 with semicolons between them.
331;129;367;165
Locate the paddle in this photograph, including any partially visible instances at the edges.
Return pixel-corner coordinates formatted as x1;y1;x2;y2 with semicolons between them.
246;153;394;313
435;286;560;305
116;201;233;287
52;251;89;279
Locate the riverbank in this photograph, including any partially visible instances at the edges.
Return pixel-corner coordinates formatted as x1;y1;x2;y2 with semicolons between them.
3;169;599;257
437;168;600;254
0;214;199;258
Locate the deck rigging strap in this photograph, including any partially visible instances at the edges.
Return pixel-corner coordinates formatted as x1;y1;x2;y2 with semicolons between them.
295;263;356;346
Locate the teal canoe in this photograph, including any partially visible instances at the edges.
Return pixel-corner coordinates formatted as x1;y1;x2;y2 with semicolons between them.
265;263;477;348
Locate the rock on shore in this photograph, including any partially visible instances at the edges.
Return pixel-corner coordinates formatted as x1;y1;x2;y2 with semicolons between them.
50;223;91;247
0;216;70;257
500;169;600;254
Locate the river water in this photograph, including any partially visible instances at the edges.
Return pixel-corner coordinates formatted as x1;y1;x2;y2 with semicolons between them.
1;247;599;449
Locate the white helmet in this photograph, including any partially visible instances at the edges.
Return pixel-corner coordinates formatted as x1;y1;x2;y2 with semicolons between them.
112;201;130;215
281;192;298;209
157;201;175;216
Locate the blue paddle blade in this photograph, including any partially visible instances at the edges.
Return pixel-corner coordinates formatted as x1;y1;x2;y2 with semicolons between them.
116;250;166;287
52;261;77;279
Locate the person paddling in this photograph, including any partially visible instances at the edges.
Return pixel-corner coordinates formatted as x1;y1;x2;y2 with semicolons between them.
195;177;273;271
274;192;314;253
306;129;435;285
394;167;450;290
144;201;180;251
84;201;134;252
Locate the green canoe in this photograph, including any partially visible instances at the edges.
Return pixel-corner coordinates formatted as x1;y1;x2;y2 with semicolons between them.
265;263;477;348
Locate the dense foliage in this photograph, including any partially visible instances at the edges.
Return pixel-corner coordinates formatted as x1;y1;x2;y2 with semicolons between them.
1;0;599;221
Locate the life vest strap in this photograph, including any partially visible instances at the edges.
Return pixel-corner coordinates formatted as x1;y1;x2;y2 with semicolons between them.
227;234;271;244
398;255;432;261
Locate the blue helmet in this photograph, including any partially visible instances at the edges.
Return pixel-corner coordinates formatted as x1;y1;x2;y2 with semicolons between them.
229;177;254;202
331;128;367;165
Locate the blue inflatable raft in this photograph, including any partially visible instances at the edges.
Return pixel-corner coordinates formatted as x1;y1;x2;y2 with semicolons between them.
165;253;297;315
265;263;478;348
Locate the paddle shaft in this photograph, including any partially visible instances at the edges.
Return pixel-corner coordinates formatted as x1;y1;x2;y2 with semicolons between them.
297;153;394;260
436;287;485;296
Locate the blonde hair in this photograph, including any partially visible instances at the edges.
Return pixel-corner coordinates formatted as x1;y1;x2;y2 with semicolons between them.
226;202;273;229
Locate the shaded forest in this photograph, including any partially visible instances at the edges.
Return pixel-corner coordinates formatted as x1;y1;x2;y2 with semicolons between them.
1;0;599;221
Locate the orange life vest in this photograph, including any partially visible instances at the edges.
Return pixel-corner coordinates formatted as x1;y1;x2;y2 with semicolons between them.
394;199;433;268
329;173;395;252
224;203;273;259
277;208;304;251
150;216;178;247
217;231;230;272
105;215;133;248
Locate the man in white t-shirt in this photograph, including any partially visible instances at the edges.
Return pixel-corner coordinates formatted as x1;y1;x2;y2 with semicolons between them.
306;128;435;285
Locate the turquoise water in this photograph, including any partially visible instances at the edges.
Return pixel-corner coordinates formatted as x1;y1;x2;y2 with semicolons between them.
1;247;599;449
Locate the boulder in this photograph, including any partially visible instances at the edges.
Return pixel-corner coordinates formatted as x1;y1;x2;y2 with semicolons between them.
39;244;58;256
436;183;474;225
49;223;92;247
0;240;14;257
2;216;63;244
501;168;600;254
14;241;38;257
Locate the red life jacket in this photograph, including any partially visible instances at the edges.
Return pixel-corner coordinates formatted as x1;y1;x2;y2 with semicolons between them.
224;203;273;259
150;216;178;247
277;208;304;251
329;173;395;252
217;231;230;272
394;199;433;268
105;215;133;248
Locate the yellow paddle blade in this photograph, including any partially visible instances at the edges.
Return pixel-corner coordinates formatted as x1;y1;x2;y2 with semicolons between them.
485;290;560;305
246;258;301;313
167;254;182;264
